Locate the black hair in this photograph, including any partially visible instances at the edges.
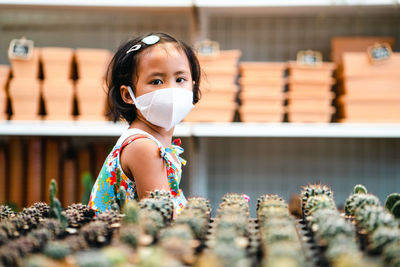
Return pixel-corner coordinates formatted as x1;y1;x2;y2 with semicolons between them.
106;32;201;124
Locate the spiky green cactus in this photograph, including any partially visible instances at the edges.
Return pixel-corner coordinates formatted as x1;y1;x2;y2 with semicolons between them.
44;241;71;260
49;179;67;229
81;220;109;247
385;193;400;218
354;184;368;194
120;224;140;249
123;201;140;225
369;226;400;253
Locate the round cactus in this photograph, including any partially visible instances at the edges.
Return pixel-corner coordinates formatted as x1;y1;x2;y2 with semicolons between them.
385;193;400;214
353;184;368;194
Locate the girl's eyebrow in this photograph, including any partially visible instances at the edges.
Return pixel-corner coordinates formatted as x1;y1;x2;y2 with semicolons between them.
174;70;189;75
147;72;165;78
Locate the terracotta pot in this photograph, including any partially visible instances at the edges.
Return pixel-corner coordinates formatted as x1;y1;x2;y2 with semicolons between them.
10;48;41;79
75;79;107;121
341;102;400;119
342;52;400;78
8;79;41;120
0;65;9;120
241;89;285;99
287;112;333;123
198;50;241;64
184;107;236;122
240;112;284;123
331;37;395;66
201;75;238;90
289;82;333;94
340;117;400;123
240;103;285;113
288;99;333;109
286;91;335;100
199;91;236;103
344;78;400;98
239;76;286;86
286;104;335;114
288;61;336;80
41;47;74;80
240;62;287;76
42;80;74;120
240;99;284;109
75;49;112;80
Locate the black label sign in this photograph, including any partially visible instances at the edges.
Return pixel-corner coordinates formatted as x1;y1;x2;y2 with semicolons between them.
195;40;220;56
367;43;392;64
8;37;34;60
296;50;323;66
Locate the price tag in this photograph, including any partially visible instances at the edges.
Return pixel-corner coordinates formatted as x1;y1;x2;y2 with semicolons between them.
367;43;392;64
296;50;323;67
8;37;34;60
195;40;220;56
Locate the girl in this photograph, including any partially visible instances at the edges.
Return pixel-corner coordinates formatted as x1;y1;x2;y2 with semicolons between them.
88;33;201;215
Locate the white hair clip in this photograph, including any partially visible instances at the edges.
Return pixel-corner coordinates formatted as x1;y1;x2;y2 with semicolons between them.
126;35;161;54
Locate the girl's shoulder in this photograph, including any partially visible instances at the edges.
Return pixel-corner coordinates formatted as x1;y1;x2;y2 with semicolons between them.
116;128;162;148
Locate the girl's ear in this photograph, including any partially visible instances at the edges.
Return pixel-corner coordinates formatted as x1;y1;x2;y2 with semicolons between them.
120;85;134;104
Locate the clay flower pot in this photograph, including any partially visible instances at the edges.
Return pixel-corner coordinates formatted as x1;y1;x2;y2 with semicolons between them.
41;47;75;120
0;65;10;120
9;49;41;120
75;49;112;121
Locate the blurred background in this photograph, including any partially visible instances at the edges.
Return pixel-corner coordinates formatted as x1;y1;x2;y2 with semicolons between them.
0;0;400;217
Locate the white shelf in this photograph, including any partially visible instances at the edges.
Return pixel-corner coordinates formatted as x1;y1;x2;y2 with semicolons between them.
0;121;400;138
190;123;400;138
0;0;193;8
195;0;400;7
1;0;398;8
0;121;192;137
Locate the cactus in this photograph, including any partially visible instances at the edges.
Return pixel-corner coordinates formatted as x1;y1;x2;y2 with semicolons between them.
140;209;164;239
369;226;400;253
43;241;71;260
382;240;400;266
119;224;140;249
64;203;95;228
354;184;368;194
74;250;111;267
49;179;68;229
345;193;380;217
355;205;398;233
139;196;174;224
81;220;109;247
0;205;16;221
123;201;140;225
385;193;400;218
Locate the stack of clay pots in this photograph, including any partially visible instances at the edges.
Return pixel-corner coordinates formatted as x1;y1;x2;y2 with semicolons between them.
239;62;286;122
185;50;241;122
330;36;396;121
339;52;400;122
75;49;112;121
41;47;75;120
9;49;41;120
286;62;336;123
0;65;9;120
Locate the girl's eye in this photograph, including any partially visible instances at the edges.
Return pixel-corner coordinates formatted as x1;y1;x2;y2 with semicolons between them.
150;79;163;85
176;77;186;83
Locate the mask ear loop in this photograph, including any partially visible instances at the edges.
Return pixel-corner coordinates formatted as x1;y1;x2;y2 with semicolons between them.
127;86;141;109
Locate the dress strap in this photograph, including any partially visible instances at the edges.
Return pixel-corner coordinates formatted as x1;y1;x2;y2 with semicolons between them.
120;134;149;151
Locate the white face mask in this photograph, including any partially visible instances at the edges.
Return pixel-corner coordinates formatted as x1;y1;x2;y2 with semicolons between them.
127;86;194;130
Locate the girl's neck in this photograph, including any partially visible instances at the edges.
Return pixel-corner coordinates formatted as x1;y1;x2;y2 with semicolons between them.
129;119;174;148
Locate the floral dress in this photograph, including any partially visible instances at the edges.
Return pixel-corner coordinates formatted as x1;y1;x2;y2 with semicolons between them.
88;128;187;215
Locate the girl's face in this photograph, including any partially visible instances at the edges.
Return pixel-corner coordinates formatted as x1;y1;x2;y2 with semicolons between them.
134;42;193;97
